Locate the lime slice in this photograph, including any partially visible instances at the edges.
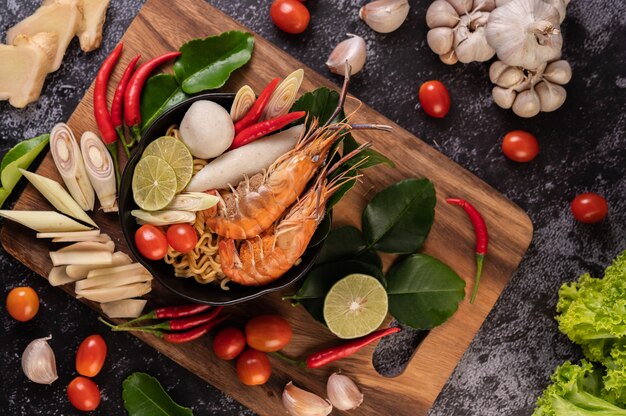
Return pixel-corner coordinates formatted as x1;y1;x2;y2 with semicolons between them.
323;273;388;339
142;136;193;192
132;155;177;211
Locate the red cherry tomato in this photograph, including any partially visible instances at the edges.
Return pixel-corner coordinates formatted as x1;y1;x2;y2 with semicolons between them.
418;80;451;118
6;286;39;322
135;224;168;260
270;0;310;34
502;130;539;162
236;349;272;385
166;223;198;254
245;315;292;352
76;335;107;377
67;376;101;411
213;327;246;360
571;193;609;224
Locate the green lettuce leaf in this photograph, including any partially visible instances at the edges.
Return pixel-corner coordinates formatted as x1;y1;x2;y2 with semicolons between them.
140;74;189;131
123;372;193;416
0;134;49;207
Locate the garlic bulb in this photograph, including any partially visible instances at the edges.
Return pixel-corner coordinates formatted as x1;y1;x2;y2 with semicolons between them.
22;336;58;384
326;373;364;411
495;0;569;23
485;0;562;69
425;0;496;65
283;382;332;416
359;0;410;34
326;34;366;76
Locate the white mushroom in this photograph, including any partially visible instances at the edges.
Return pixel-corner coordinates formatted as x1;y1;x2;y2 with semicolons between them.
179;100;235;159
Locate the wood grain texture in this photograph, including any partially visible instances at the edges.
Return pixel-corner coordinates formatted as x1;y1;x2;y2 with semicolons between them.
0;0;533;414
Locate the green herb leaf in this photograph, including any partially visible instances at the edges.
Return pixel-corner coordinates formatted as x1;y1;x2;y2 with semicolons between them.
386;254;465;329
290;87;341;127
174;31;254;94
0;134;49;207
362;178;435;253
140;74;189;131
309;213;332;248
316;225;382;269
122;372;193;416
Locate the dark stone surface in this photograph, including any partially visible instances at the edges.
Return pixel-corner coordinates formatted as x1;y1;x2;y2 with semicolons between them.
1;0;625;415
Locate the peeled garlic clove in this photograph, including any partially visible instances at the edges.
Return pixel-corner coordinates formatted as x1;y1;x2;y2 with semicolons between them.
535;80;566;112
283;382;332;416
440;49;459;65
327;373;364;411
446;0;474;15
427;27;454;55
326;34;366;76
22;335;58;385
543;59;572;84
512;89;541;118
426;0;459;29
492;86;516;109
359;0;410;34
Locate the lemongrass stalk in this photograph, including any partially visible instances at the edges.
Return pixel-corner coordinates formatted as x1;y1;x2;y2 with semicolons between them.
52;233;111;243
131;209;196;226
76;271;152;291
57;240;115;253
260;69;304;120
87;263;147;279
48;266;77;287
37;230;100;239
101;299;147;319
66;251;133;280
80;131;118;213
230;85;256;122
0;210;91;232
75;282;152;303
165;192;219;211
49;250;112;266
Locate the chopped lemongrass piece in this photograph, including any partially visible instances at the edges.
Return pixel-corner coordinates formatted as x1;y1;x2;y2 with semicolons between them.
260;69;304;121
52;233;111;243
19;169;98;228
101;299;147;319
87;263;147;279
75;281;152;303
48;266;77;286
230;85;256;122
66;251;132;280
0;210;92;232
37;230;100;239
58;240;115;253
49;250;112;266
131;210;196;226
165;192;219;211
75;272;152;291
50;123;95;211
80;131;117;213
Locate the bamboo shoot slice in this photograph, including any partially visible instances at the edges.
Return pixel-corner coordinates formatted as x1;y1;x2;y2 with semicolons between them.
75;281;152;303
75;272;152;291
49;250;112;266
86;263;147;278
48;266;77;286
0;210;91;232
19;169;97;227
37;230;100;239
66;251;132;279
52;233;111;243
80;131;117;212
58;240;114;253
101;299;147;319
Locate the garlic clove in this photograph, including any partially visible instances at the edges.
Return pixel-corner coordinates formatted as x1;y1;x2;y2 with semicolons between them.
535;80;566;112
440;49;459;65
492;86;516;109
475;0;497;12
496;67;525;88
283;382;332;416
327;373;364;411
22;335;58;385
359;0;410;34
427;27;454;55
326;34;366;76
512;89;541;117
489;61;509;84
426;0;459;29
446;0;474;15
543;59;572;85
454;25;495;63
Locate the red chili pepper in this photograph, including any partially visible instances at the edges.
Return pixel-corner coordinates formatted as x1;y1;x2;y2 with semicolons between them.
110;54;141;156
162;314;229;344
234;77;281;134
112;307;224;332
115;304;212;327
229;111;306;150
94;42;123;183
124;51;181;142
446;197;489;304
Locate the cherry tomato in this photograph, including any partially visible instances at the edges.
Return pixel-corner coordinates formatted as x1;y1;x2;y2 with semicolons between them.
6;286;39;322
502;130;539;162
571;193;609;224
135;224;168;260
213;327;246;360
67;376;101;412
270;0;310;34
245;315;292;352
418;80;451;118
76;335;107;377
166;223;198;254
236;349;272;386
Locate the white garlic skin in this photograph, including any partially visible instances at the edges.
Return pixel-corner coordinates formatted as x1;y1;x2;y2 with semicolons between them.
535;81;567;111
426;1;459;29
496;0;569;22
427;27;454;55
492;86;516;109
326;373;364;411
512;89;541;117
453;12;495;63
282;382;332;416
359;0;410;34
543;59;572;84
326;34;367;76
22;336;58;385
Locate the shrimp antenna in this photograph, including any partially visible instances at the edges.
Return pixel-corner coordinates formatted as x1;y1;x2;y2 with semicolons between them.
327;141;373;175
321;61;351;130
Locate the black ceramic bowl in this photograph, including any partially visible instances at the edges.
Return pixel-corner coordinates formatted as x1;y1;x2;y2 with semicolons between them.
119;93;326;306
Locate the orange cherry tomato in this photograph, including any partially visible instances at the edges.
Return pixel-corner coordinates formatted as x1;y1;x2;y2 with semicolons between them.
76;335;107;377
67;376;101;412
245;315;292;352
270;0;310;34
166;223;198;254
213;327;246;360
502;130;539;162
571;193;609;224
135;224;168;260
418;80;451;118
236;349;272;386
6;286;39;322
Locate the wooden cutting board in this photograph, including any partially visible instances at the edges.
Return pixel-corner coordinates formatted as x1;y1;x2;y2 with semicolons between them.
1;0;533;414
